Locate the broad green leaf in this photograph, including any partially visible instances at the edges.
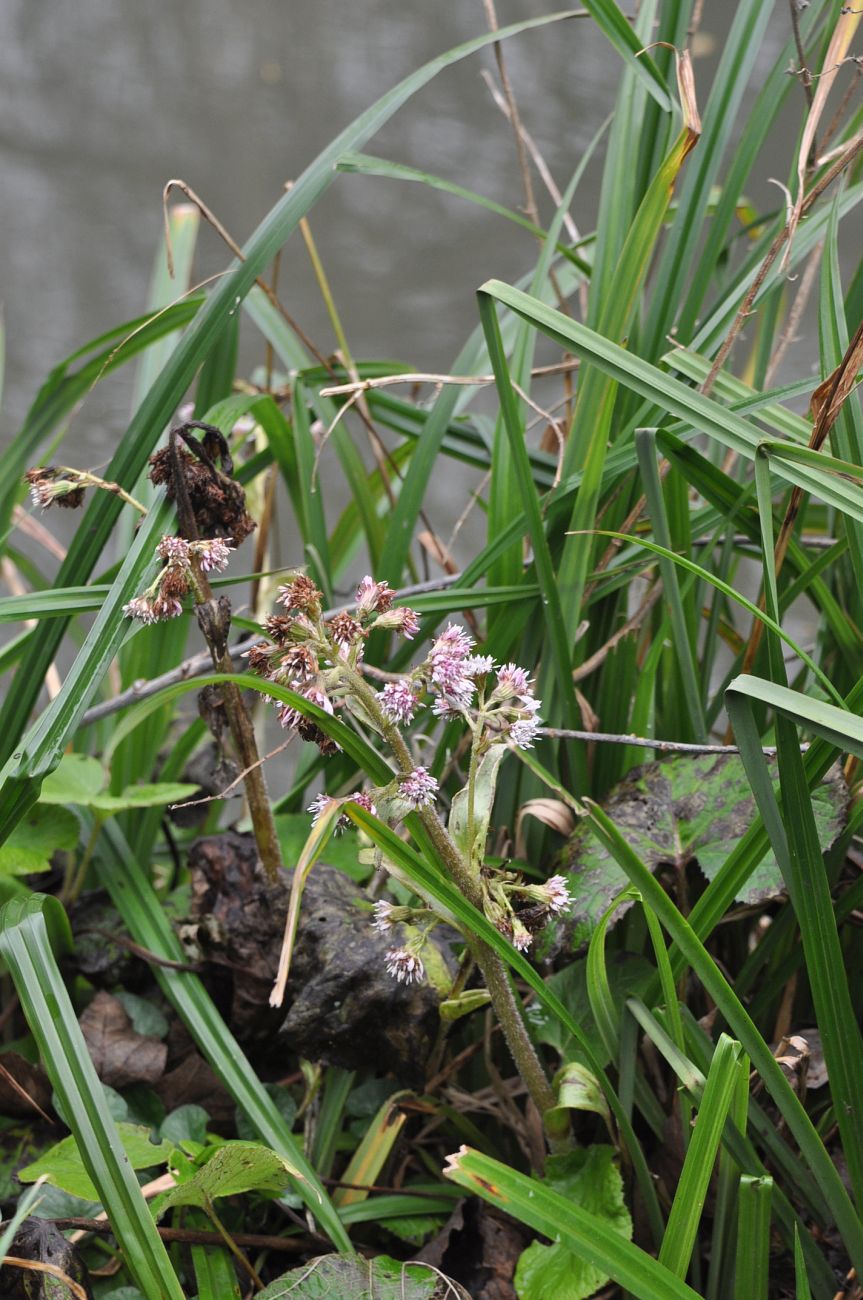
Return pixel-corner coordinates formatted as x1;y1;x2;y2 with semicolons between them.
556;754;846;948
19;1124;172;1202
0;804;79;875
39;753;105;804
156;1140;297;1216
257;1254;469;1300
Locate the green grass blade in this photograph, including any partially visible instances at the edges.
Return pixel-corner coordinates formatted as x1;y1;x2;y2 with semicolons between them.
658;1035;741;1278
726;680;863;1211
735;1175;773;1300
0;895;185;1300
636;429;706;737
478;293;580;731
444;1148;698;1300
481;278;863;523
581;798;863;1275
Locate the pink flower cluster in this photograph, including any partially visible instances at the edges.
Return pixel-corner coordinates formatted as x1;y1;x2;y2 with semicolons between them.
307;790;377;833
123;535;233;624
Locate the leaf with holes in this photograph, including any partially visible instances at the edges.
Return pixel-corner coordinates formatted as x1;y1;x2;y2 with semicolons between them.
552;754;846;951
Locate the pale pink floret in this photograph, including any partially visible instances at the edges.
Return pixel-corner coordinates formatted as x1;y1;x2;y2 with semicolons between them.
495;662;532;698
194;537;234;572
385;948;424;984
157;536;191;565
509;713;541;749
512;926;533;952
122;595;158;624
399;766;439;810
543;874;572;914
356;575;394;617
372;900;395;933
380;680;419;726
464;654;495;677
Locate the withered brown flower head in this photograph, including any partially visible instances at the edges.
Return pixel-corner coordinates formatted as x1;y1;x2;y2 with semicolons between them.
263;614;295;645
148;446;255;547
159;566;192;601
25;467;85;510
277;574;322;617
245;642;275;675
327;612;365;651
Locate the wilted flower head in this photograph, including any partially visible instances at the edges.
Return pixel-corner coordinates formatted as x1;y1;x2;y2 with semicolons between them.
25;467;86;511
356;576;394;617
327;612;365;658
399;766;439;810
385;947;424;984
277;574;322;617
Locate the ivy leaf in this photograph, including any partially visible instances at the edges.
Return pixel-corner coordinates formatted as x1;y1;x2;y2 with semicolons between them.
515;1146;632;1300
18;1124;172;1201
155;1140;300;1216
552;754;847;950
0;805;79;875
257;1253;469;1299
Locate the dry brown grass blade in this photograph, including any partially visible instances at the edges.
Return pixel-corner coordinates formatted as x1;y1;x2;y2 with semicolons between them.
784;7;862;267
737;315;863;685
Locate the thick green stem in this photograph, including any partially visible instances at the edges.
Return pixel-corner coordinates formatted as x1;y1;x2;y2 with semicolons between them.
345;665;557;1121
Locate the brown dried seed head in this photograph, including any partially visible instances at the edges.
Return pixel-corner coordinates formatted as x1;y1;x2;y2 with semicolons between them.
327;612;365;649
278;574;322;617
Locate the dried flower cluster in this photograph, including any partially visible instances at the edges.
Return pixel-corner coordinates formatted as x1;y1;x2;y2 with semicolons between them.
25;467;86;510
244;573;419;754
122;535;233;624
148;439;255;546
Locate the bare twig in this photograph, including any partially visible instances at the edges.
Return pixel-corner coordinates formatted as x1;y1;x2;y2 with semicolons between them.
535;728;805;756
319;358;579;398
764;238;823;386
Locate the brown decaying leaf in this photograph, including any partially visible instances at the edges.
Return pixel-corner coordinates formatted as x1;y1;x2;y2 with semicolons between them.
79;991;167;1089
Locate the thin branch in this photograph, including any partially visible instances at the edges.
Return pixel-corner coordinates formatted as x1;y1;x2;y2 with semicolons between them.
319;358;579;398
535;728;806;756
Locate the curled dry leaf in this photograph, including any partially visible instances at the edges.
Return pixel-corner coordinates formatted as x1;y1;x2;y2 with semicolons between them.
515;799;576;858
79;991;167;1088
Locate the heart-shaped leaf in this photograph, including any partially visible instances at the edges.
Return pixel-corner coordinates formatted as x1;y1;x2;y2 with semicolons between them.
552;754;847;950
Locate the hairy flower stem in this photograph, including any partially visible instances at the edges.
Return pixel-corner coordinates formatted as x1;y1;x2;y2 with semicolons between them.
345;665;558;1123
59;467;148;515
